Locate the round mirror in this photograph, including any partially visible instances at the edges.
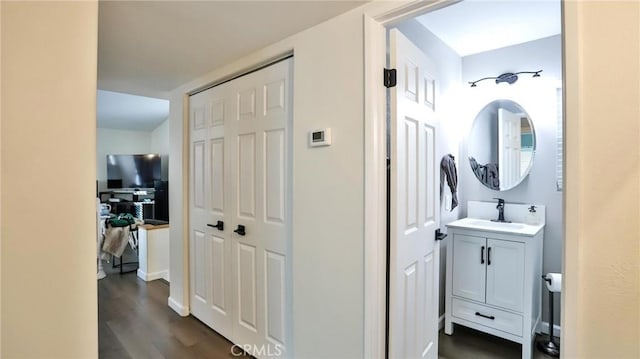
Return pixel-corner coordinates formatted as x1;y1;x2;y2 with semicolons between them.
467;99;535;191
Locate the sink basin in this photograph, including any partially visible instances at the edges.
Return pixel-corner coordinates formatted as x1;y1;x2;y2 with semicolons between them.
467;219;526;230
446;217;544;236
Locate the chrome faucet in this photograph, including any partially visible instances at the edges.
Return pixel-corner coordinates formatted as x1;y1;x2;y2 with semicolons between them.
491;198;511;223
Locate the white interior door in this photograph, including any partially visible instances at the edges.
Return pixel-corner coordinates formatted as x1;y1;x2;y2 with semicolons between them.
389;29;440;359
189;82;233;339
498;108;521;189
228;58;292;357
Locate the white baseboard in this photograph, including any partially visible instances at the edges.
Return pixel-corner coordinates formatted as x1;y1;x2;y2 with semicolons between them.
539;321;562;338
137;269;169;282
168;297;189;317
438;314;445;330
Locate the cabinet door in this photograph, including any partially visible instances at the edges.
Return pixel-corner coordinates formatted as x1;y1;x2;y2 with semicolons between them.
452;234;486;303
486;238;525;312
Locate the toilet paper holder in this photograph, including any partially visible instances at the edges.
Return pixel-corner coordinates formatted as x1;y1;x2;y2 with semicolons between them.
538;274;561;357
542;273;562;292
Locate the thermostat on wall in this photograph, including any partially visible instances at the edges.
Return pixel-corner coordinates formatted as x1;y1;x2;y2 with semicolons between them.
309;128;332;147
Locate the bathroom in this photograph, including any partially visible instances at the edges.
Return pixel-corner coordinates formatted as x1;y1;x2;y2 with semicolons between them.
387;1;563;358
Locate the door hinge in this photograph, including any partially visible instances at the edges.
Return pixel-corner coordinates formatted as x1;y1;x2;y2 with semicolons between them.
384;68;397;88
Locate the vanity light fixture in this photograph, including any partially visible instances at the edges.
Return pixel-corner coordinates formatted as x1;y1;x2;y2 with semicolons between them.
469;70;542;87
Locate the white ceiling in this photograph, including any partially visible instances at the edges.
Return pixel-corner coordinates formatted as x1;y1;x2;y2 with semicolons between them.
97;90;169;132
98;1;367;99
97;1;365;131
416;0;561;57
97;0;559;132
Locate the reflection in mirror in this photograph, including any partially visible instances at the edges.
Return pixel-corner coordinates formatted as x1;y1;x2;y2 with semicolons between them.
467;100;535;191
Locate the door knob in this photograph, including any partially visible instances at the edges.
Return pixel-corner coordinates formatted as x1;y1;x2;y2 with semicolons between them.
233;224;246;236
435;229;447;241
207;221;224;231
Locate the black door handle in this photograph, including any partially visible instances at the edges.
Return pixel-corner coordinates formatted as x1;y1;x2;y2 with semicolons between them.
481;246;485;264
475;312;495;320
233;224;246;236
487;247;492;265
207;221;224;231
435;229;447;241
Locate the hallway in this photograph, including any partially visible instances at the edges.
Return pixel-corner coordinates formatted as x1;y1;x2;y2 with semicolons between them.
99;270;556;358
98;271;245;358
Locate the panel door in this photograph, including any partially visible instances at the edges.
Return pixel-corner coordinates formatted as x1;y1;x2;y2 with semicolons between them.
389;29;440;359
189;82;234;339
229;58;292;357
452;234;486;303
485;238;525;312
498;108;522;189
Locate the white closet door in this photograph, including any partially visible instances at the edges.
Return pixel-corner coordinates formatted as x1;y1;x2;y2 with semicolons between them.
229;58;292;357
189;82;234;340
189;58;292;358
389;29;440;359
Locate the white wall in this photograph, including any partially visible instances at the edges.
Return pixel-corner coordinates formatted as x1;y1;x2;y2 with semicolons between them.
1;2;3;353
463;35;562;85
150;118;170;180
96;118;169;190
150;118;169;154
563;2;639;357
459;35;563;324
1;1;98;357
169;8;368;357
394;19;463;316
96;128;152;190
0;2;3;352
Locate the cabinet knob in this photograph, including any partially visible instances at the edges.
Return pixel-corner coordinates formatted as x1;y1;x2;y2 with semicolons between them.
481;246;485;264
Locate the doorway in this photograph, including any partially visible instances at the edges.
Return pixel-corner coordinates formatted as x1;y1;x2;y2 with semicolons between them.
365;1;564;358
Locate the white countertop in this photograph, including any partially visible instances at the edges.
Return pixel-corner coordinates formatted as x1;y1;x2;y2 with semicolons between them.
446;217;545;237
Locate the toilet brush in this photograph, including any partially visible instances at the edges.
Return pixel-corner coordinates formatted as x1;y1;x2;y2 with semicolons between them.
538;275;560;357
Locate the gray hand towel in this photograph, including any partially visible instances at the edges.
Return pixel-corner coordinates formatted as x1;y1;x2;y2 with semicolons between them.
485;163;500;190
440;154;458;210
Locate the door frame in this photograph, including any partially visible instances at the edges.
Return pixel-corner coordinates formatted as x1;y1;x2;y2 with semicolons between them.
363;0;575;356
362;2;460;357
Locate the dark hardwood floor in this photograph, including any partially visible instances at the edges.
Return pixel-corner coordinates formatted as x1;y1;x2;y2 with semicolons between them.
99;254;557;359
439;325;557;359
98;266;245;358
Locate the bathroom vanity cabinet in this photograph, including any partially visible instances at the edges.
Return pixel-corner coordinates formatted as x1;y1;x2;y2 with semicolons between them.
445;220;544;359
